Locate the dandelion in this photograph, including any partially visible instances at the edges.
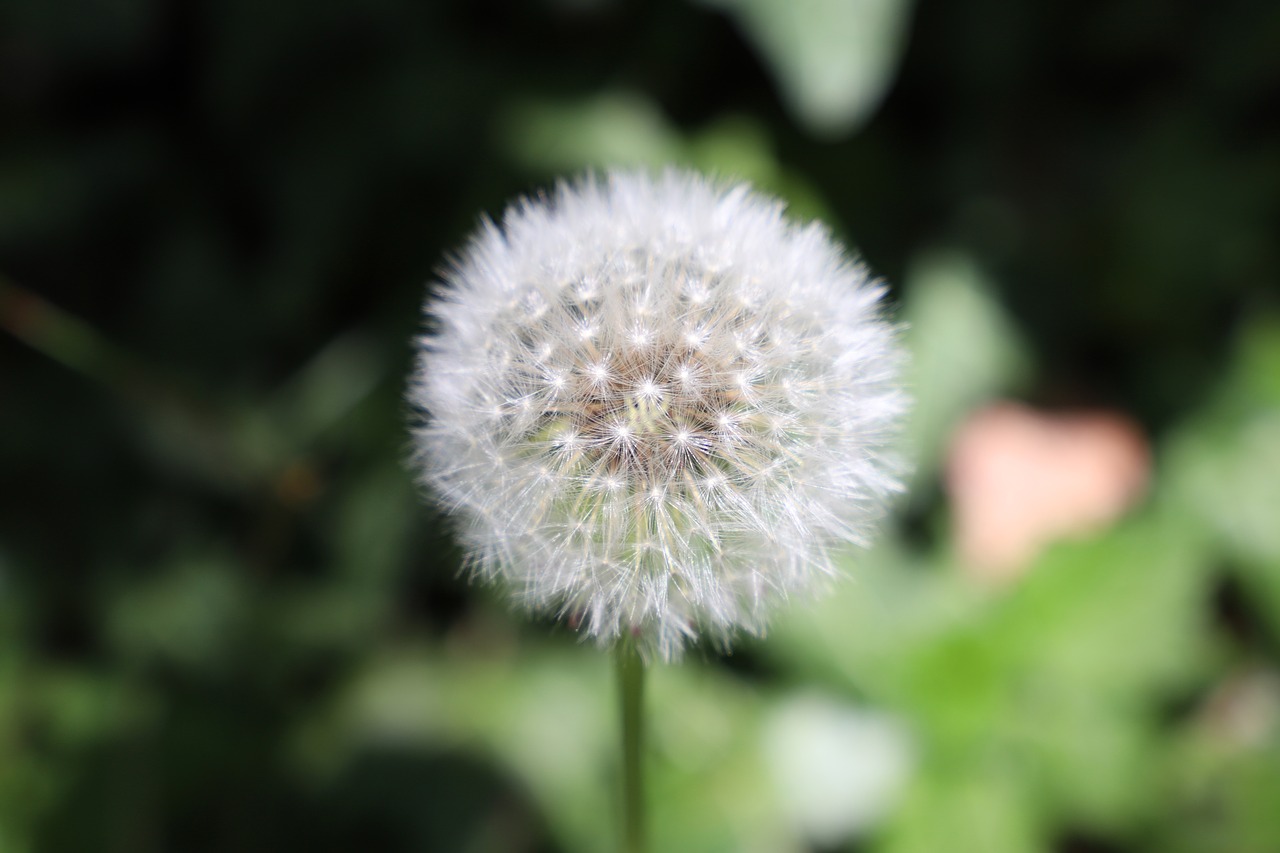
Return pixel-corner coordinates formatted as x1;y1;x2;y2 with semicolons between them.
409;169;908;661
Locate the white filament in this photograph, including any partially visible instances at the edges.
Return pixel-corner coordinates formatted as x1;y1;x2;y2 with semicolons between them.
410;170;908;660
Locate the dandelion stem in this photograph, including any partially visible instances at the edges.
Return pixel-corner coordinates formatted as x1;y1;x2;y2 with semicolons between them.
615;639;647;853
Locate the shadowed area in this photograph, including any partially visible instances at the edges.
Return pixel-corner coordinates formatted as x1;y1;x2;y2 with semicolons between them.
2;0;1279;851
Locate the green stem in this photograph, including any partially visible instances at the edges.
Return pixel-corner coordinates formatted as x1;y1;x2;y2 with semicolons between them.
615;640;647;853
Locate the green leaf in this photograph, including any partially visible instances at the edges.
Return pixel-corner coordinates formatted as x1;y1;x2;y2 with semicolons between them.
497;93;837;225
1166;313;1280;630
104;555;250;671
699;0;915;137
878;758;1045;853
776;512;1215;845
765;538;988;700
1159;693;1280;853
901;251;1031;490
499;93;685;173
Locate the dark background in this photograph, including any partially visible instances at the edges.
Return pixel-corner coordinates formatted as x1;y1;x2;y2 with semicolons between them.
2;1;1279;851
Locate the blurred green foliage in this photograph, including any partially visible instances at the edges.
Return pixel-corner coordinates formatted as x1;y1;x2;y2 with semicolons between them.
2;0;1279;851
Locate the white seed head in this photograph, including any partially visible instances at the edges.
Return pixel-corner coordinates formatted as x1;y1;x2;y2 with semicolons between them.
409;170;909;660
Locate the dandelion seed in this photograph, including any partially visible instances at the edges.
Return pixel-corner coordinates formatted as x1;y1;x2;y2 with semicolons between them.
409;170;909;660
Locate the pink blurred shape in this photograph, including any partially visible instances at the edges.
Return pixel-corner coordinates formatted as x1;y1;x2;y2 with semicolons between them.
946;402;1151;580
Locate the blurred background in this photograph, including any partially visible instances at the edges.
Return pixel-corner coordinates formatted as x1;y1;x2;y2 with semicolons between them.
2;0;1279;851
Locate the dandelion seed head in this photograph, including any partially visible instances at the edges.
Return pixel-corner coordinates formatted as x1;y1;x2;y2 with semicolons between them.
410;170;909;660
